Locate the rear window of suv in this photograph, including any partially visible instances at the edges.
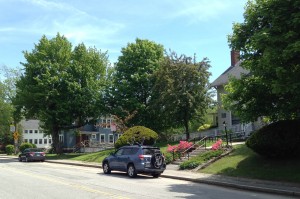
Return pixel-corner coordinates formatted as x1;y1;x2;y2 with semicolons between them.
143;148;160;155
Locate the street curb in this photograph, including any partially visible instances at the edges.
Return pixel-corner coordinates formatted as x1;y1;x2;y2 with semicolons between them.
161;174;300;197
45;160;300;197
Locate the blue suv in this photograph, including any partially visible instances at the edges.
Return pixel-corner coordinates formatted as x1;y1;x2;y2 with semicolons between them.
102;145;166;178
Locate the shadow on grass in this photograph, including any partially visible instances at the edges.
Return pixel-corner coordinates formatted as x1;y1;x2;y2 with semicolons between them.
202;144;300;184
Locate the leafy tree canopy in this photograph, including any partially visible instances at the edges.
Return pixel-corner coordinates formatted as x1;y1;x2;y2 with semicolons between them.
107;38;164;128
225;0;300;122
13;33;108;153
152;51;211;139
0;81;13;145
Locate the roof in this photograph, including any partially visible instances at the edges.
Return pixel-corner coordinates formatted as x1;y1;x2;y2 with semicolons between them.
210;61;249;88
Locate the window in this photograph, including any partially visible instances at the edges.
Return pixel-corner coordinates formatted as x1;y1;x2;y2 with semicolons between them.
49;139;52;144
100;134;105;143
107;119;111;128
34;139;38;144
59;135;64;143
123;148;138;155
34;130;38;134
39;139;43;144
24;139;28;143
109;134;114;143
39;130;43;134
29;139;33;144
91;134;96;139
24;130;28;134
101;118;112;128
221;113;227;118
29;130;33;134
44;139;47;144
115;149;123;156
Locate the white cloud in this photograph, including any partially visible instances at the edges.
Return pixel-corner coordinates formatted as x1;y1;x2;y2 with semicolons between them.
22;0;85;14
8;0;126;48
167;0;241;23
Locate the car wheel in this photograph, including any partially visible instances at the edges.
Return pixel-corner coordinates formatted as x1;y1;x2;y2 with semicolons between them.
103;162;111;174
151;153;164;169
152;173;161;178
127;164;137;178
18;156;22;162
41;160;45;162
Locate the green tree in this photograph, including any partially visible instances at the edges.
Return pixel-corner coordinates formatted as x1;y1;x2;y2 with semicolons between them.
0;66;21;146
152;52;211;140
13;33;108;153
0;81;13;145
107;38;164;129
225;0;300;122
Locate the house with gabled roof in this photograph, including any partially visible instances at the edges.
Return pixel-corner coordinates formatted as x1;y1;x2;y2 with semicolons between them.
20;116;121;152
210;51;260;136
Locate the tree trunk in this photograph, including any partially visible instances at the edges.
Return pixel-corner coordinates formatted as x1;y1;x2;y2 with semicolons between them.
184;119;190;141
51;126;62;154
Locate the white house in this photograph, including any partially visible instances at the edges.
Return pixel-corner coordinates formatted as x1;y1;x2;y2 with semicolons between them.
20;119;53;149
210;51;262;136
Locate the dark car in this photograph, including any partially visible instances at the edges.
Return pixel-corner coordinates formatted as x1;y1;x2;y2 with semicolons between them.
102;145;166;178
19;148;46;162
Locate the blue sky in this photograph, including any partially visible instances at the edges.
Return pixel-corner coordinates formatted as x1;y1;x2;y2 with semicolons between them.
0;0;247;82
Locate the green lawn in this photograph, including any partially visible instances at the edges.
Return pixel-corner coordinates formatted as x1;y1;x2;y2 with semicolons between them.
45;140;214;164
200;144;300;183
46;149;114;163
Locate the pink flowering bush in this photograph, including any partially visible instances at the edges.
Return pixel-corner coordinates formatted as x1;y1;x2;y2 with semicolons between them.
167;141;193;153
211;139;223;150
177;141;193;152
167;144;178;152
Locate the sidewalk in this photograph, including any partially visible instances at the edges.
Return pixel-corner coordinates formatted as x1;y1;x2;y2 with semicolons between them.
45;159;300;197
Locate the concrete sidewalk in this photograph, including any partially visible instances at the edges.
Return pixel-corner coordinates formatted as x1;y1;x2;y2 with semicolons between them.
45;159;300;197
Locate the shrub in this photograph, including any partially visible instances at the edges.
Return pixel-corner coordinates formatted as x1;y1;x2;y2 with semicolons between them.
246;120;300;158
115;126;158;148
19;142;34;152
6;144;15;155
211;139;222;150
167;141;193;153
198;124;211;131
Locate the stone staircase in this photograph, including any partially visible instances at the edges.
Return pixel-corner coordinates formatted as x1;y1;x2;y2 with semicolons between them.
171;146;208;165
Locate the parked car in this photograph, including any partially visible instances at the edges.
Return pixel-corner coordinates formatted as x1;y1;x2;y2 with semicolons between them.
102;145;166;178
19;148;46;162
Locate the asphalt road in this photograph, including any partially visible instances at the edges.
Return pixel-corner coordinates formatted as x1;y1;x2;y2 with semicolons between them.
0;155;295;199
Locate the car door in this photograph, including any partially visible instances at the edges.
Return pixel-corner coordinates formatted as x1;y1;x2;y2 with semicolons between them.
109;148;123;170
118;148;131;171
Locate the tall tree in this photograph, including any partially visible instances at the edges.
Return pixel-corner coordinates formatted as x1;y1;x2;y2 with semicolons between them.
224;0;300;122
152;52;211;140
107;38;164;129
0;81;13;145
13;33;108;153
0;66;21;146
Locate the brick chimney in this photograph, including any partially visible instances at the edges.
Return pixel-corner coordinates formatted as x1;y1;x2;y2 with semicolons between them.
231;50;240;66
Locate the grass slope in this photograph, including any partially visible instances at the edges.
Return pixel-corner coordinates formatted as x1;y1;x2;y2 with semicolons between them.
200;144;300;183
46;149;114;163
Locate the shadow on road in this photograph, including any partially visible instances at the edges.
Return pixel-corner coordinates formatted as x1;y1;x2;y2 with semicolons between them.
97;171;160;180
0;155;18;163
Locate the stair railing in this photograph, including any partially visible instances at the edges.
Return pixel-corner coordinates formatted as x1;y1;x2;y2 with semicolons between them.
181;136;208;160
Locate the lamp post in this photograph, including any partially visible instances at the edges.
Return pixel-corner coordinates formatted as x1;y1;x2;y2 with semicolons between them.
223;121;229;147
